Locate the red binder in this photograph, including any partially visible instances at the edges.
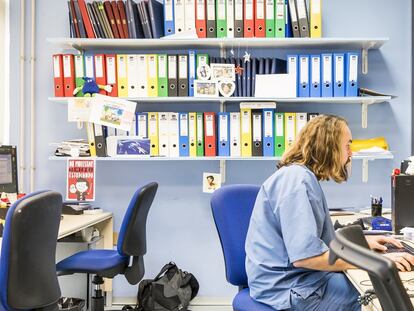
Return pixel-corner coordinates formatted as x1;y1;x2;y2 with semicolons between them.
254;0;265;37
105;54;118;97
62;54;75;97
195;0;206;38
77;0;96;38
244;0;254;37
53;54;64;97
111;0;125;38
94;54;107;95
204;112;217;156
104;0;120;38
117;0;129;38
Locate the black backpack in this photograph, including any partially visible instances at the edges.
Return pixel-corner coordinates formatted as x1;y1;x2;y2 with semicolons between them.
136;262;199;311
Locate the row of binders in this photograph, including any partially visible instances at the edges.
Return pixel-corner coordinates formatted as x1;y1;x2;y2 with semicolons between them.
68;0;164;39
53;52;286;98
87;110;319;157
288;52;359;97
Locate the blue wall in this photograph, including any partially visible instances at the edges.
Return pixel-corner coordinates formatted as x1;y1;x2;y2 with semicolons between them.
8;0;412;299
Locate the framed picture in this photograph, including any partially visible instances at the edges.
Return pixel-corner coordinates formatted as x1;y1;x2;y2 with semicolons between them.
196;64;211;81
194;80;219;97
210;63;236;81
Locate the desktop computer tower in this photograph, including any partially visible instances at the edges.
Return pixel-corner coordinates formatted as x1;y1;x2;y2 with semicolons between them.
391;175;414;233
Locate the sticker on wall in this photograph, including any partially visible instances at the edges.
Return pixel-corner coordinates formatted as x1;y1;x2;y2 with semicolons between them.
203;172;222;193
66;158;96;201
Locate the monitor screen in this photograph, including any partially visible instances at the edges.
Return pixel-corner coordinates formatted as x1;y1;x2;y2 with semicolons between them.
0;146;18;193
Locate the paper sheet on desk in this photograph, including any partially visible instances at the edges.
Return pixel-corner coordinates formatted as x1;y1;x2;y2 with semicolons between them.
254;74;296;98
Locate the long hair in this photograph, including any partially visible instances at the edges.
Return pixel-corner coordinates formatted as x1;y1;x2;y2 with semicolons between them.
278;114;349;182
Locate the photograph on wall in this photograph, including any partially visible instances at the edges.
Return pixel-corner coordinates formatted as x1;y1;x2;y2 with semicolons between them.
203;172;222;193
66;158;96;201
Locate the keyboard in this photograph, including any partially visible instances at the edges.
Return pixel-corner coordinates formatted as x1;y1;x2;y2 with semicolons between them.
384;241;414;255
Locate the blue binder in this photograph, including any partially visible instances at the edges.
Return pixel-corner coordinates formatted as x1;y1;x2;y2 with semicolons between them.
179;112;189;156
148;0;165;38
242;60;248;97
333;53;345;97
263;109;274;157
345;52;359;97
298;55;310;97
218;112;230;156
163;0;175;36
310;55;321;97
251;58;257;97
321;53;333;97
285;0;292;37
287;55;298;97
188;50;196;96
236;58;242;97
246;60;252;97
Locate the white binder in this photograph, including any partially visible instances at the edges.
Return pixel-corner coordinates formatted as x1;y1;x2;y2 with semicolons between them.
168;112;180;157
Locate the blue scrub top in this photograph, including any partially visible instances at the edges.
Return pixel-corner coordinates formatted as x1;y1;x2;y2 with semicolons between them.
245;164;336;310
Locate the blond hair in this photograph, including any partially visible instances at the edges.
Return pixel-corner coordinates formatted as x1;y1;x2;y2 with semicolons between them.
278;114;349;182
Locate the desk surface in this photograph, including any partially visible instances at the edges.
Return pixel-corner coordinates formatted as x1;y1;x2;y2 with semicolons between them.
58;212;112;239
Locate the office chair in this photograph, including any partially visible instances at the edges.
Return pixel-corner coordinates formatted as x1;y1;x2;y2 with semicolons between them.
56;182;158;311
0;190;62;311
329;225;414;311
211;184;276;311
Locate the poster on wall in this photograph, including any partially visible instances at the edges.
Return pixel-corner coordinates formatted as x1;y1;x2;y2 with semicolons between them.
66;158;96;201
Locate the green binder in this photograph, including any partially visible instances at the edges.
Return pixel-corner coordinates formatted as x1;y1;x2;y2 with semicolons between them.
157;54;168;97
74;54;84;97
265;0;275;37
274;112;285;156
275;0;285;38
196;54;210;79
196;112;204;156
216;0;227;38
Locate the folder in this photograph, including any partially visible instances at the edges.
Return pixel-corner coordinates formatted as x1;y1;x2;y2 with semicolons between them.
263;109;274;157
274;112;285;157
244;0;254;37
62;54;75;97
226;0;234;38
86;122;97;157
254;0;265;37
204;112;216;156
73;54;84;97
53;54;64;97
94;124;107;157
310;54;321;97
246;59;252;97
265;0;275;37
295;112;307;136
229;112;241;157
188;112;197;156
84;53;95;79
111;0;125;37
136;112;148;138
178;54;189;96
307;112;319;121
179;112;190;156
138;1;153;38
287;54;298;97
251;109;263;156
298;55;310;97
157;54;168;97
240;108;252;157
216;0;227;38
69;0;82;38
218;112;230;156
242;60;248;97
251;58;257;97
104;1;119;38
116;54;128;97
196;54;209;78
77;0;96;38
189;51;196;97
287;0;299;37
284;0;292;38
321;53;333;97
284;112;296;150
206;0;216;37
168;55;178;97
309;0;321;38
117;0;129;37
164;0;175;35
158;112;170;156
94;54;107;95
147;54;158;97
185;0;196;32
275;0;285;37
196;112;204;156
126;54;139;97
195;0;207;37
97;2;114;38
130;114;137;136
295;0;309;37
105;54;118;97
148;0;164;38
169;112;180;157
236;58;243;97
234;0;244;37
137;54;148;97
333;53;345;97
174;0;186;33
126;0;137;37
345;52;359;97
148;112;159;156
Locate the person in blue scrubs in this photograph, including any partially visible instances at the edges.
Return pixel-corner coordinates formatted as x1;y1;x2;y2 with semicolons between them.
245;115;414;310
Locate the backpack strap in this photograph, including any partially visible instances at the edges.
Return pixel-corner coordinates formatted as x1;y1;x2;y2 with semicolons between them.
153;262;177;281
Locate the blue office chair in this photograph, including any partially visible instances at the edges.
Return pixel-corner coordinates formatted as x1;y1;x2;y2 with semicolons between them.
211;184;276;311
56;182;158;311
0;190;62;311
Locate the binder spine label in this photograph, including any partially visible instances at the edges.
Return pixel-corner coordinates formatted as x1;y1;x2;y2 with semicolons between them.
245;0;253;19
106;57;116;84
235;0;243;19
335;55;344;83
349;55;358;82
311;56;320;84
217;0;226;19
264;111;272;137
323;55;332;84
197;0;205;19
256;0;264;19
219;115;228;141
207;0;216;19
266;0;274;19
165;0;174;20
311;0;320;13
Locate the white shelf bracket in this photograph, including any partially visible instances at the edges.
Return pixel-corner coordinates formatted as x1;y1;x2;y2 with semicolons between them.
362;49;368;75
362;159;369;183
220;160;226;184
361;102;368;128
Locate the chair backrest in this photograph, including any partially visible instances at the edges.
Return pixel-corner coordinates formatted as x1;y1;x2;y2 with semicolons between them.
329;225;414;311
0;190;62;310
210;184;260;287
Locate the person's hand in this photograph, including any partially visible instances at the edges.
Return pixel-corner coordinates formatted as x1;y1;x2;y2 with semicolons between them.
383;252;414;272
365;235;403;252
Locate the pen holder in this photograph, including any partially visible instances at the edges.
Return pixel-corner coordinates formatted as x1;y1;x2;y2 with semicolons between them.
371;203;382;217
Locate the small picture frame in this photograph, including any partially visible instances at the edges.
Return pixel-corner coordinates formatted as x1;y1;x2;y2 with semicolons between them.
218;80;236;97
196;64;211;81
210;63;236;81
194;80;219;97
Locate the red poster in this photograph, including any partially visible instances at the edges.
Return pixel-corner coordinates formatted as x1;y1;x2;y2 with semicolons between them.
66;159;96;201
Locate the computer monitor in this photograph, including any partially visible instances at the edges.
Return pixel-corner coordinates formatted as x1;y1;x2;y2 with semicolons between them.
0;145;18;193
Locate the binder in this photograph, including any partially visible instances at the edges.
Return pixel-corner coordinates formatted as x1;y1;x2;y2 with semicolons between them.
84;53;95;79
94;54;107;95
179;112;190;156
295;112;307;136
133;1;146;38
91;2;106;38
127;54;140;97
174;0;186;33
295;0;309;37
333;53;345;97
274;112;285;157
265;0;275;37
251;109;263;156
196;54;209;78
137;112;148;138
284;112;296;150
185;0;196;32
53;54;64;97
274;0;285;37
218;112;230;156
204;112;217;156
287;0;299;37
310;54;321;97
234;0;244;37
188;112;197;156
242;59;248;97
188;51;197;97
164;0;175;35
307;112;319;121
240;108;252;157
298;55;310;97
195;0;207;38
111;0;125;37
62;54;75;97
117;0;129;38
196;112;204;156
206;0;216;37
284;0;292;38
235;58;242;97
168;55;178;97
105;54;118;97
148;112;159;156
158;112;170;156
321;53;333;97
137;54;148;97
103;1;117;37
178;54;189;96
86;123;97;157
126;0;137;37
97;2;114;38
94;124;107;157
216;0;227;38
310;0;321;38
263;109;274;157
244;0;254;37
73;54;84;97
226;0;234;38
345;52;359;97
158;54;169;97
147;54;158;97
148;0;164;38
130;114;137;136
246;59;252;97
287;55;298;97
169;112;180;157
229;112;241;157
69;0;81;38
251;58;257;97
77;0;96;38
138;1;153;38
254;0;265;37
116;54;128;97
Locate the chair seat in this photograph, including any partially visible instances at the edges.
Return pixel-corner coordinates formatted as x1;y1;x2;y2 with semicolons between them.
56;249;128;277
233;288;277;311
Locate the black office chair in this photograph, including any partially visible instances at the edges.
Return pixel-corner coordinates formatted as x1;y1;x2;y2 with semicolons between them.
56;182;158;311
329;225;414;311
0;190;62;311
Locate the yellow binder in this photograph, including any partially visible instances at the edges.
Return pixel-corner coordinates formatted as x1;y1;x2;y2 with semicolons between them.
241;108;252;157
147;54;158;97
310;0;322;38
86;122;96;157
284;112;296;150
188;112;197;157
148;112;159;156
116;54;128;97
